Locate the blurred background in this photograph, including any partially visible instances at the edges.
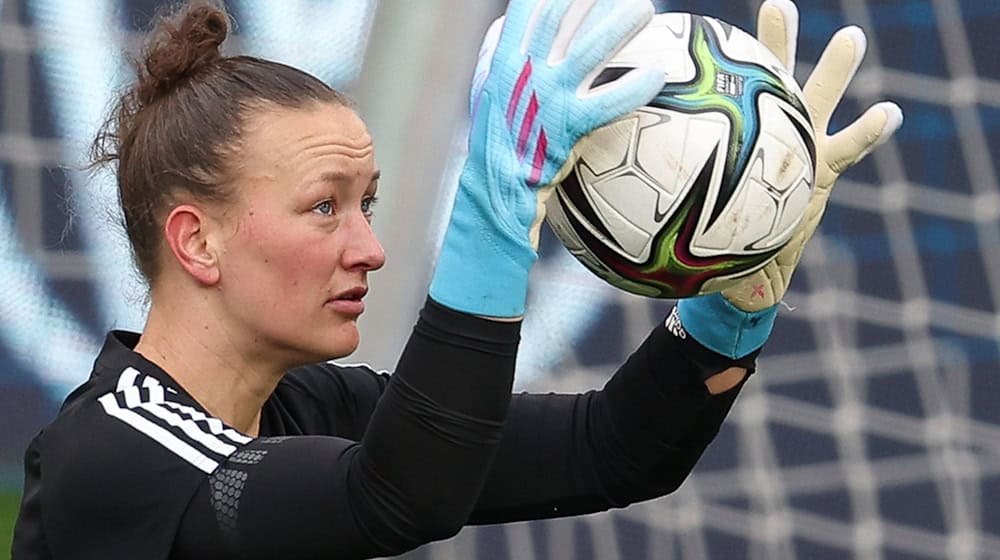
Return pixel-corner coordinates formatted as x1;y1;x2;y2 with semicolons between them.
1;0;998;558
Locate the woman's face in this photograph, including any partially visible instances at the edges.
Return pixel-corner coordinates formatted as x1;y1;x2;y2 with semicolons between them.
215;102;385;366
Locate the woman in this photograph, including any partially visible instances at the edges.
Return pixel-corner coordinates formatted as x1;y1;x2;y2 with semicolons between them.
11;0;901;558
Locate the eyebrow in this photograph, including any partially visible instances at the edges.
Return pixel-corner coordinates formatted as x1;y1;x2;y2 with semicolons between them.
315;169;381;185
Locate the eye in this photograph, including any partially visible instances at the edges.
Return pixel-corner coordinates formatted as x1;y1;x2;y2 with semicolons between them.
361;196;379;218
312;200;334;216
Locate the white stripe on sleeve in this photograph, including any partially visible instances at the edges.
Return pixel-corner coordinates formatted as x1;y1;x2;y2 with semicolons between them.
98;393;220;474
137;402;238;456
97;368;253;472
116;366;140;392
161;401;253;445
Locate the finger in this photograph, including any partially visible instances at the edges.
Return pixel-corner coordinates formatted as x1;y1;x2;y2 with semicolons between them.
824;101;904;175
496;0;539;54
470;17;505;117
565;0;653;78
548;0;599;65
584;64;662;131
756;0;799;74
524;0;578;57
478;16;505;61
803;25;867;133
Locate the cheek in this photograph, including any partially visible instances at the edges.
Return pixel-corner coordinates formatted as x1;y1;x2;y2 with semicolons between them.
229;212;338;291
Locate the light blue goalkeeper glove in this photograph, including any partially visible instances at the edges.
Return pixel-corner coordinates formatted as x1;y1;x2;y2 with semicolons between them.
429;0;664;318
678;0;903;358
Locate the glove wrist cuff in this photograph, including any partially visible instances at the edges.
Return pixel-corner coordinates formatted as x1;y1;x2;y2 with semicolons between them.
676;292;779;359
429;248;534;318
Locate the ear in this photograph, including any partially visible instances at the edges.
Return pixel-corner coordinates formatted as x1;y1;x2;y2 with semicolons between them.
163;204;221;286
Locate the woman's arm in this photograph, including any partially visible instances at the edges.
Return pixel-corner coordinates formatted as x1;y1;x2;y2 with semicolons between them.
172;299;519;559
468;311;755;524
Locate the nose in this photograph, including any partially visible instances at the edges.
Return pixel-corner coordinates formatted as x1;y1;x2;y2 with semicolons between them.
342;212;386;272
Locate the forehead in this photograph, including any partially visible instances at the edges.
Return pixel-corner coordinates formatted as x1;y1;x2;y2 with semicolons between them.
240;102;374;178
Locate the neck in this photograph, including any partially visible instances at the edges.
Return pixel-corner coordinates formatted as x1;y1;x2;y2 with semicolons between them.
134;294;284;437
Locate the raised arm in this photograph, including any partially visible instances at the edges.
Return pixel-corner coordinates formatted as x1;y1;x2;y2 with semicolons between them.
468;0;903;524
470;310;751;523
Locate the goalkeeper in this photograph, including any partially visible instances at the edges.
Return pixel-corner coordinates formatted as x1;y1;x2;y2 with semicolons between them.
11;0;901;559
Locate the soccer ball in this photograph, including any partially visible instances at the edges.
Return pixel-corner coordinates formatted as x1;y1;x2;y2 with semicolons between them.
545;12;816;298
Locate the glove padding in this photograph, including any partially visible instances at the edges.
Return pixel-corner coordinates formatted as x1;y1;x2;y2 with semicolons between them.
724;0;904;311
430;0;664;318
678;0;904;357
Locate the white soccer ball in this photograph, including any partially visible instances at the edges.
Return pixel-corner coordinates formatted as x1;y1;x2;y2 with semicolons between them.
546;12;815;298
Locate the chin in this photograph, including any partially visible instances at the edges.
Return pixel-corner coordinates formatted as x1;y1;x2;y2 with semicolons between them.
279;318;361;367
287;341;356;369
260;320;362;370
317;324;361;361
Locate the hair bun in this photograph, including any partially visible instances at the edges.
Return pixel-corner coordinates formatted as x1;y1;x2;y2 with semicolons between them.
137;1;229;106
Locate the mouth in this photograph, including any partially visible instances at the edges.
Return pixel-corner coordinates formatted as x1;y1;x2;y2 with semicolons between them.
325;286;368;316
333;286;368;301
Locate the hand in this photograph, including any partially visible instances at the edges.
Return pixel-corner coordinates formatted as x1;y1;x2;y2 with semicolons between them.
677;0;903;358
722;0;904;312
429;0;664;318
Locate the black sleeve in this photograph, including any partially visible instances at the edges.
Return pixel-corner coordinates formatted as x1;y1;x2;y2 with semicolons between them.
468;315;757;524
10;436;53;560
172;298;519;560
263;362;392;440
